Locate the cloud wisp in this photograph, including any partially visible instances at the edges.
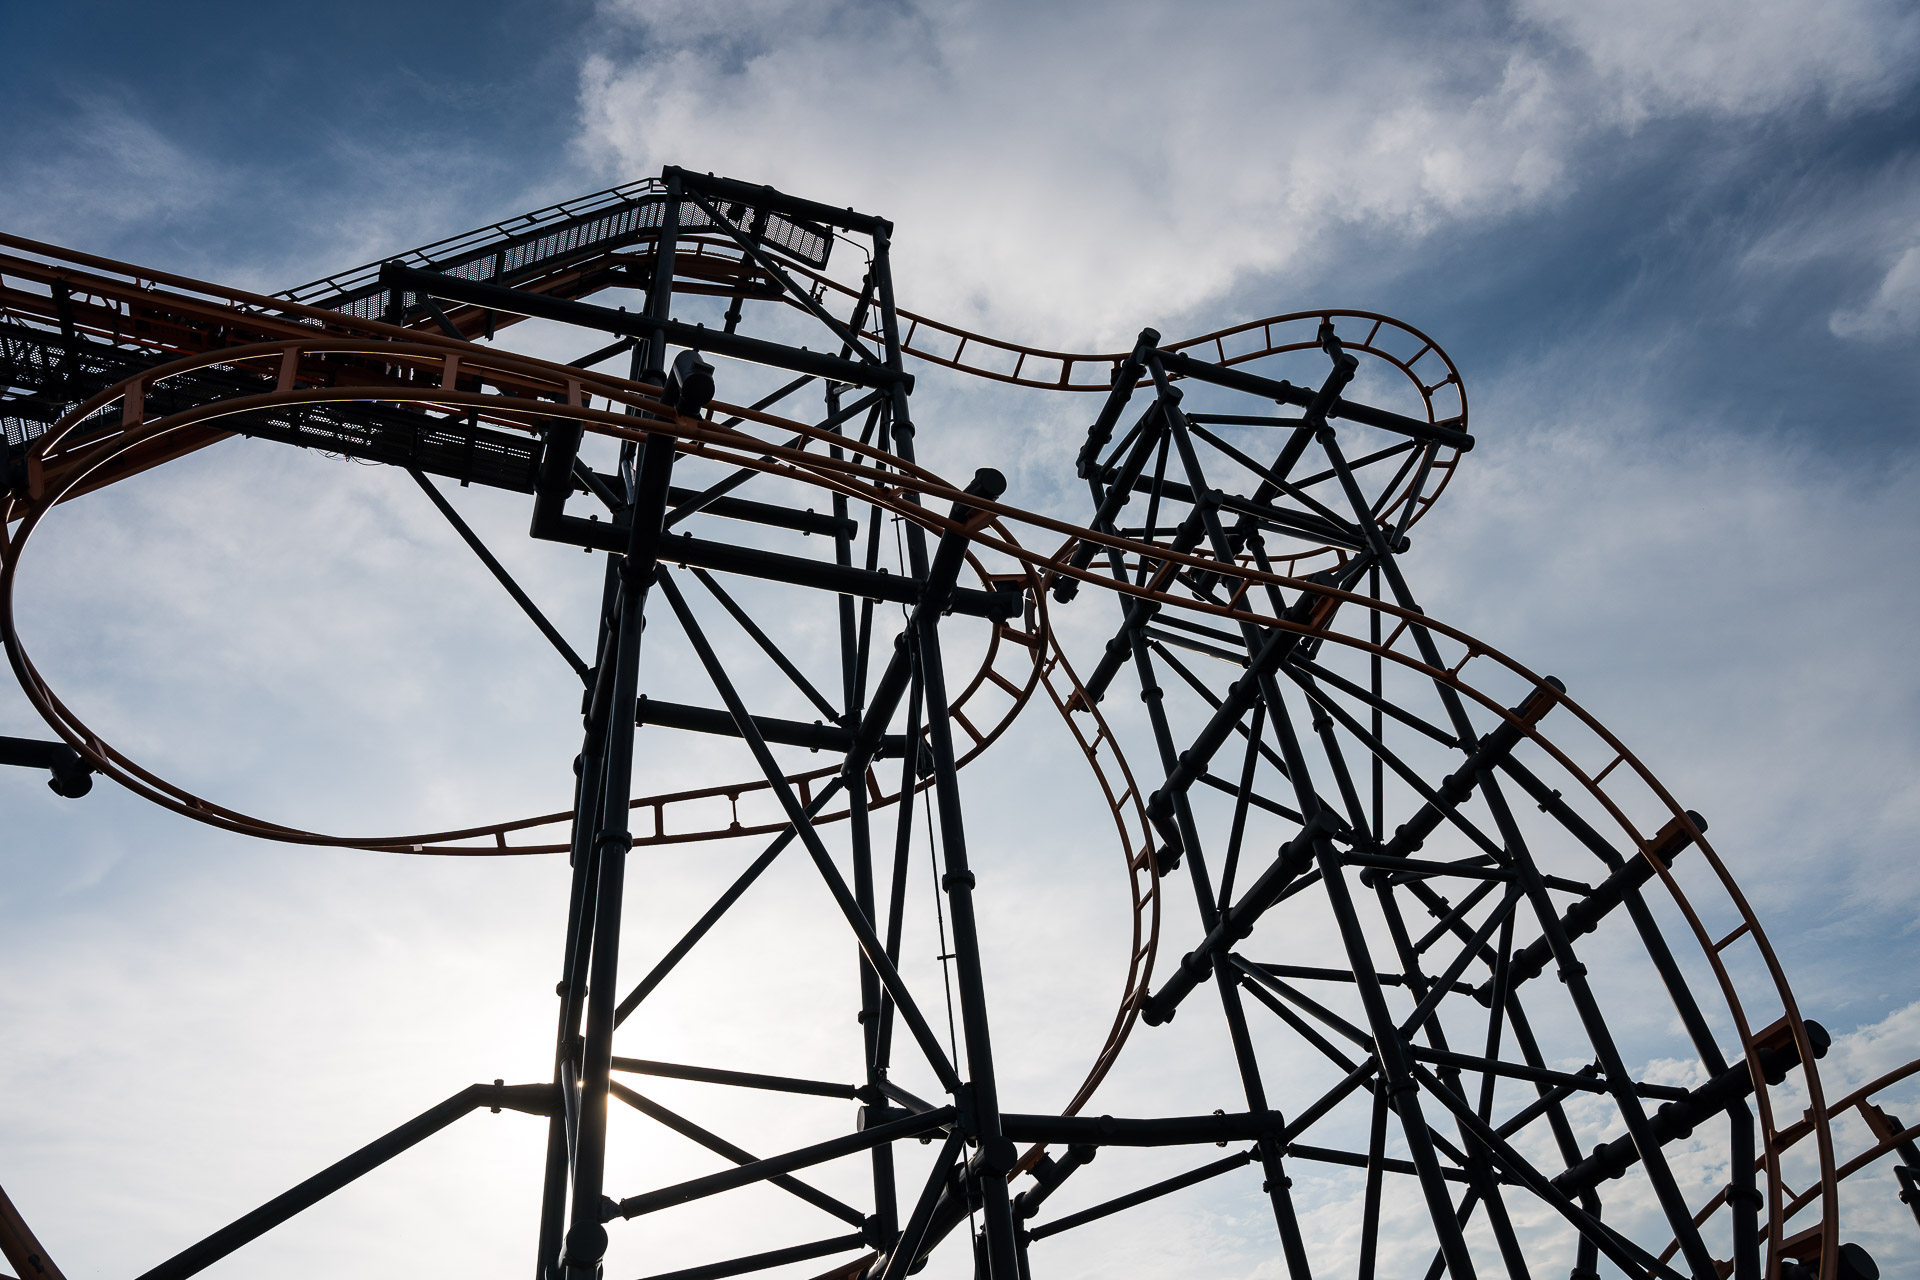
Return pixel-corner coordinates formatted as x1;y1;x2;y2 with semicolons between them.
6;2;1920;1276
576;0;1920;348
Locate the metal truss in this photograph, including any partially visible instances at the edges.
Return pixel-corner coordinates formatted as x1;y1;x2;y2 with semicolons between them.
0;168;1908;1280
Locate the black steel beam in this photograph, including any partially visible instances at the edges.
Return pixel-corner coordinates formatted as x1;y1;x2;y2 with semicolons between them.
378;264;910;392
634;696;911;759
1056;398;1164;600
1286;1143;1481;1184
609;1057;858;1100
847;468;1010;766
1406;1046;1619;1097
900;462;1023;1280
1170;388;1478;1280
1079;504;1218;699
1113;470;1369;552
632;1233;868;1280
665;166;887;237
998;1111;1285;1147
667;390;877;531
1185;412;1305;427
612;1106;956;1219
410;469;590;681
1551;1023;1829;1197
1011;1144;1097;1222
608;1081;864;1226
662;483;857;539
1184;418;1376;543
1074;330;1156;479
135;1083;553;1280
682;188;880;366
1470;766;1719;1278
1406;1063;1680;1280
538;512;1018;621
1116;567;1317;1271
1024;1149;1256;1243
1473;811;1705;1003
1138;593;1345;851
537;552;624;1278
1376;678;1564;863
655;571;964;1095
1154;348;1472;451
613;777;844;1027
874;1131;966;1280
0;734;92;798
688;566;840;722
1141;815;1334;1024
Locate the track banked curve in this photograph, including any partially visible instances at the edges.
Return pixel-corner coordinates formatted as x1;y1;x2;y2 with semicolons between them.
0;234;1843;1273
2;332;1839;1267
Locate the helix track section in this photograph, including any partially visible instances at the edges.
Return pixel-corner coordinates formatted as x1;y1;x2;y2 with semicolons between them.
2;333;1171;1209
1;168;1896;1279
5;323;1845;1276
2;218;1170;1280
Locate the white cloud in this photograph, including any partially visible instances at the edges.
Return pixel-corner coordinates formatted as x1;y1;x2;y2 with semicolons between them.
1729;150;1920;343
575;0;1920;346
7;5;1920;1276
1520;0;1920;121
574;3;1579;344
1831;243;1920;338
1420;359;1920;931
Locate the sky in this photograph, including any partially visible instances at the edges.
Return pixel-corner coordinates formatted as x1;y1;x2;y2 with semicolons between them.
3;1;1920;1277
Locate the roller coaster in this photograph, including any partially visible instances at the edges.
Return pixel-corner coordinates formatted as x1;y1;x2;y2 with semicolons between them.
1;169;1912;1280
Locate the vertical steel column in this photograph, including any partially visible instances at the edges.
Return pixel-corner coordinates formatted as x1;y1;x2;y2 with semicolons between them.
874;663;925;1103
1473;773;1720;1279
1506;763;1750;1277
828;371;897;1248
870;226;1018;1276
560;176;685;1279
536;554;624;1280
1369;567;1383;844
1371;868;1533;1278
826;271;898;1247
1310;425;1474;744
1311;418;1610;1270
644;171;683;386
1312;414;1721;1275
1268;676;1480;1278
1123;628;1316;1277
559;563;645;1279
1356;1080;1390;1280
560;422;678;1278
915;564;1018;1277
1501;1003;1606;1276
1142;365;1460;1275
1090;361;1316;1270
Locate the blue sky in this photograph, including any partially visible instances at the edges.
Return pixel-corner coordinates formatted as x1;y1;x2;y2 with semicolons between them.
5;2;1920;1277
6;0;1917;444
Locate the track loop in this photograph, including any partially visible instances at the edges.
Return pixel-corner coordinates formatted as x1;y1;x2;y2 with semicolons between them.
3;337;1044;853
0;231;1850;1275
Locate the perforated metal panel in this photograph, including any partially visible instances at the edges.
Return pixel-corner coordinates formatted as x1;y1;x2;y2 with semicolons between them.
286;183;832;326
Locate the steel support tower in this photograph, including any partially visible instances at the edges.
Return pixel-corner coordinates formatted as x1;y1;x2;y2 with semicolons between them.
0;167;1905;1280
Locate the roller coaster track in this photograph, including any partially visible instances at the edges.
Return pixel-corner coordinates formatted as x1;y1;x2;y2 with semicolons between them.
0;191;1874;1277
5;206;1467;567
0;291;1167;1271
1659;1054;1920;1273
0;212;1442;1197
0;315;1841;1277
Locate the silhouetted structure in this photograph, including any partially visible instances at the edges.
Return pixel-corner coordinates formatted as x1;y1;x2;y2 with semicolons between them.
1;169;1907;1280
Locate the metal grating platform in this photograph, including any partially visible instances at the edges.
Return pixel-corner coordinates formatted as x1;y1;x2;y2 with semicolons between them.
281;179;833;324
